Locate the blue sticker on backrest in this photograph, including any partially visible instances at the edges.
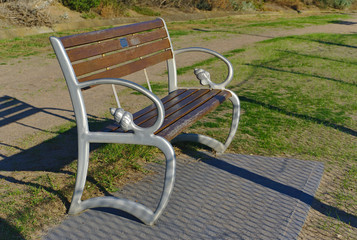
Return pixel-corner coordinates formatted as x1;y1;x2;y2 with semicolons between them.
120;38;129;48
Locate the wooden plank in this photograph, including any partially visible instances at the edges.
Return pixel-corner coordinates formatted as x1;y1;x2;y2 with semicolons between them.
66;29;168;62
78;50;172;82
134;89;206;127
157;90;232;141
60;18;164;48
73;39;171;77
104;89;231;138
102;122;120;132
103;89;186;133
132;89;187;120
138;90;219;129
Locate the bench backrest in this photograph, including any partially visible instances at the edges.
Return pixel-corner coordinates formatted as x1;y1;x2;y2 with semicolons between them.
58;18;173;87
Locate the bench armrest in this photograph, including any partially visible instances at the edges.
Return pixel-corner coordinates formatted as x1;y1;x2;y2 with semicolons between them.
78;78;165;135
174;47;234;90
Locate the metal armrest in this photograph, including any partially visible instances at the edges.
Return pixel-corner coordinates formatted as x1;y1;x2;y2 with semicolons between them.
79;78;165;135
174;47;234;89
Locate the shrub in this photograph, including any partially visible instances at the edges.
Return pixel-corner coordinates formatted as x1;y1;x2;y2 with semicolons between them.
132;6;161;16
325;0;355;8
196;0;213;10
230;0;257;11
97;0;127;17
62;0;100;12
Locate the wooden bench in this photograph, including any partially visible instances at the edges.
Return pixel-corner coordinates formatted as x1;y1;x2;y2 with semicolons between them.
50;18;240;225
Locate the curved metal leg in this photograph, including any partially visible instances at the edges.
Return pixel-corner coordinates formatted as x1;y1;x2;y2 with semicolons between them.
222;90;240;152
67;136;175;225
147;137;176;224
68;139;90;214
172;90;240;154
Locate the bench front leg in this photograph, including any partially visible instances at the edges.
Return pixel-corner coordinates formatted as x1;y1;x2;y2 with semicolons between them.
68;130;176;225
68;138;90;214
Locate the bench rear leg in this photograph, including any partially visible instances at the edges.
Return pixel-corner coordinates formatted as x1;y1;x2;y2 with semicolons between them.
222;90;240;153
172;90;240;154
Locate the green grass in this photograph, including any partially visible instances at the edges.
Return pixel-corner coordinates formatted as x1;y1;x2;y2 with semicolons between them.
131;82;167;95
167;13;352;36
176;48;245;75
89;144;157;192
132;6;160;16
187;32;356;238
0;27;104;61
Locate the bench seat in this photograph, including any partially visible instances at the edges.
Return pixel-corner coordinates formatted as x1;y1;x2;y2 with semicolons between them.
104;89;231;141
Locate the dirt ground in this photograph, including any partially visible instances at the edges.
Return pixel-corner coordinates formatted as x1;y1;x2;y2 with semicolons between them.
0;8;356;239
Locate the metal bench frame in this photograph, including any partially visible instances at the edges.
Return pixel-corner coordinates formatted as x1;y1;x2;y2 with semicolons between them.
50;18;240;225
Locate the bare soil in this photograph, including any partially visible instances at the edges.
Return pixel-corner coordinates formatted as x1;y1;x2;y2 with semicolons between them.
0;6;356;239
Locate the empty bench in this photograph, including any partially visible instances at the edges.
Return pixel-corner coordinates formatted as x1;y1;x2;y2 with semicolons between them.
50;18;240;225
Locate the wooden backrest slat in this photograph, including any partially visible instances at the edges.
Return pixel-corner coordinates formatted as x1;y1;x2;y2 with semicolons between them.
78;50;172;83
60;18;164;48
73;39;171;77
66;28;168;62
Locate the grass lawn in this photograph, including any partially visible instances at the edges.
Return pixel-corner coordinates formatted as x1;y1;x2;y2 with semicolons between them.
0;13;356;239
187;32;357;239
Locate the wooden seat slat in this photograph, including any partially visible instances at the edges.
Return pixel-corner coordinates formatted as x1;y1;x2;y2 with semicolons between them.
132;89;186;120
66;28;168;62
157;90;232;141
73;39;171;77
60;18;164;48
138;89;220;130
102;89;187;132
133;89;202;126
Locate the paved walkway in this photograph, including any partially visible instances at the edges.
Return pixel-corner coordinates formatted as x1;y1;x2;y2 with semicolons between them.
43;152;324;239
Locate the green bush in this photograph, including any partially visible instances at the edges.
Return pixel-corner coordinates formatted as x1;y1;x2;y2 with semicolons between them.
62;0;100;12
196;0;213;10
132;6;161;16
230;0;256;11
330;0;355;8
314;0;355;8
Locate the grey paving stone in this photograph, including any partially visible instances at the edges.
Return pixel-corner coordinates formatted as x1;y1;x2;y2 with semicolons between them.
43;152;324;240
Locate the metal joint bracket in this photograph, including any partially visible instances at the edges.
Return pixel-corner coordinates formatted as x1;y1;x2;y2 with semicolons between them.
110;107;134;131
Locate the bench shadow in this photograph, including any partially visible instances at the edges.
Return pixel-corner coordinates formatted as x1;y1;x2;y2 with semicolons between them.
92;207;143;224
0;123;118;237
180;148;357;229
0;96;118;237
0;218;25;240
0;95;74;131
329;20;357;26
